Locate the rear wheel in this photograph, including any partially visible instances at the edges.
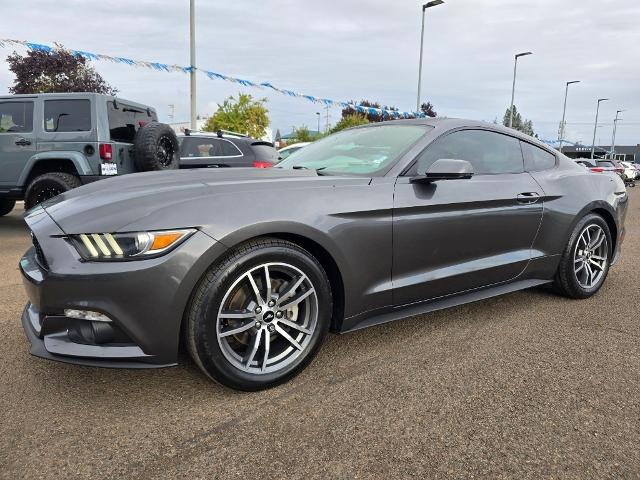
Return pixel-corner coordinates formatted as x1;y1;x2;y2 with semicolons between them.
554;214;612;299
0;199;15;216
186;238;332;391
24;172;81;210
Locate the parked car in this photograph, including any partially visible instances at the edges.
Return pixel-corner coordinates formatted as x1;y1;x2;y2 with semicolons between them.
620;161;640;181
277;142;310;162
20;118;628;391
0;93;179;215
577;159;624;177
178;130;277;169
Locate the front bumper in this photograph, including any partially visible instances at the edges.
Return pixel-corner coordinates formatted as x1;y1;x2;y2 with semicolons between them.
20;207;227;368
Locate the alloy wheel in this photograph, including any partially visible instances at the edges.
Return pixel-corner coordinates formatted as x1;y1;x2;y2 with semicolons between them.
573;224;608;289
216;262;318;375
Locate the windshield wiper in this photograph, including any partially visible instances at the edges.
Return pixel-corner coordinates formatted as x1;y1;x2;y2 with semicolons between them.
291;165;330;176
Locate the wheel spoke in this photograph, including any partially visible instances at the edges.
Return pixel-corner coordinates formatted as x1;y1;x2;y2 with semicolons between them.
246;271;264;305
274;324;303;351
219;319;257;338
575;260;586;274
277;274;307;304
261;330;270;372
264;265;272;303
585;263;594;287
591;232;605;250
219;310;255;319
589;259;605;271
243;329;263;368
279;288;315;311
277;317;312;335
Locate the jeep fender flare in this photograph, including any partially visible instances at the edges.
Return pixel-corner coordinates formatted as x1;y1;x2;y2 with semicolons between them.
17;151;94;187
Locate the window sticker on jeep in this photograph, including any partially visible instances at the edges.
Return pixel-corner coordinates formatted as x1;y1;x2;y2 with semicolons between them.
101;164;118;176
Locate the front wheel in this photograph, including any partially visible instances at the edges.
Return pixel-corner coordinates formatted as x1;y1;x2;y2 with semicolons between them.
0;199;15;217
553;214;612;299
186;238;332;391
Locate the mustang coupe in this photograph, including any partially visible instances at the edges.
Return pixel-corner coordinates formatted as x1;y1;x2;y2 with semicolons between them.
20;119;628;390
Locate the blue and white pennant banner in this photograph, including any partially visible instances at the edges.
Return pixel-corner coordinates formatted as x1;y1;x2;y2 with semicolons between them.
0;38;427;119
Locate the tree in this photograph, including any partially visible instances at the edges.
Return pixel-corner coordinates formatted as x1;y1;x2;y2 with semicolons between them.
502;105;535;136
291;126;318;143
7;49;117;95
203;93;269;139
275;129;281;142
330;113;370;133
420;102;437;118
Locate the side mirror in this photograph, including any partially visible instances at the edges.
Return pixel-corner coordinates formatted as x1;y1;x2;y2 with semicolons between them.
410;158;474;183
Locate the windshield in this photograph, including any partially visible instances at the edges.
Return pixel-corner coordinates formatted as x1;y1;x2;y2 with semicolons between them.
277;124;430;175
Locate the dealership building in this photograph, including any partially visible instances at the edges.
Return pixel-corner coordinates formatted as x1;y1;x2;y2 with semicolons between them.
559;145;639;163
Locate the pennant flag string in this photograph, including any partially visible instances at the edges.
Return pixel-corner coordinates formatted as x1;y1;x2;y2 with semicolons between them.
0;38;427;118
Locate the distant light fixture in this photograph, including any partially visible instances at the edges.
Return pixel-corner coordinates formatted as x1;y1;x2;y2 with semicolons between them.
516;51;533;58
423;0;444;9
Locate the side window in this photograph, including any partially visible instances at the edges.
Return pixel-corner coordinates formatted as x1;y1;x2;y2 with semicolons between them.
410;129;524;175
220;140;242;157
44;99;91;132
0;102;34;133
522;142;556;171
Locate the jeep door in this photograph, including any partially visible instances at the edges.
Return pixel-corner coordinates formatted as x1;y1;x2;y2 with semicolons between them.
0;99;37;189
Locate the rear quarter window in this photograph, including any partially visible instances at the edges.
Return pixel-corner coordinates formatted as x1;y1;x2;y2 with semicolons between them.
521;142;557;171
108;101;157;143
44;99;91;132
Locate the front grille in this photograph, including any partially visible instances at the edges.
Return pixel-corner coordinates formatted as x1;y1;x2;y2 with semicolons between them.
31;232;49;270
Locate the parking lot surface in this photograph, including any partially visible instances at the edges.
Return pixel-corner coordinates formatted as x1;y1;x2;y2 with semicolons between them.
1;191;639;479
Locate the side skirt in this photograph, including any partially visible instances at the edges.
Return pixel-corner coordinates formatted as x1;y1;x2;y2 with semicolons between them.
340;278;551;333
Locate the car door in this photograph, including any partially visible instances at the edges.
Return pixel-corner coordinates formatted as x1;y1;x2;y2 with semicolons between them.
392;128;543;306
0;100;36;188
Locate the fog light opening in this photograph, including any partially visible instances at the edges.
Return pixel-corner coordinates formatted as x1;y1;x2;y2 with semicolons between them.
64;309;112;323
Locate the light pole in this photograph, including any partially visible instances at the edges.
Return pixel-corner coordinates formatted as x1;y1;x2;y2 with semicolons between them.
611;109;624;159
189;0;197;130
316;112;321;135
591;98;609;160
509;52;532;128
558;80;580;153
416;0;444;112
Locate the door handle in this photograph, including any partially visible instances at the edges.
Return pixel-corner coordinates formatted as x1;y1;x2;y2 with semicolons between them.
517;192;540;204
15;138;32;146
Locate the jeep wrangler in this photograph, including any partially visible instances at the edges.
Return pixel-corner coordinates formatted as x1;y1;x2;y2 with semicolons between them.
0;92;179;215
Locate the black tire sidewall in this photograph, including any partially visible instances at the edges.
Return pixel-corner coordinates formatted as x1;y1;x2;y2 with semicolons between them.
24;173;80;210
134;122;179;172
189;242;332;391
0;199;15;216
557;214;612;298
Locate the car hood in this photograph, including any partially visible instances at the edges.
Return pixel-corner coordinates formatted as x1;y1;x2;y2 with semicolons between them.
42;167;332;234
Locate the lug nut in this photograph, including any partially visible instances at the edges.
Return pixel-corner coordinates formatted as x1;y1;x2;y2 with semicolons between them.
268;324;276;333
255;306;262;314
268;300;275;307
255;321;262;328
275;311;283;318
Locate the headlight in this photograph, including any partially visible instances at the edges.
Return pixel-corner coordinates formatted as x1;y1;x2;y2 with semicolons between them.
68;229;196;261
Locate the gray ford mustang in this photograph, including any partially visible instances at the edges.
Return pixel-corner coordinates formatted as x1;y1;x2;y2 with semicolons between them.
20;118;628;390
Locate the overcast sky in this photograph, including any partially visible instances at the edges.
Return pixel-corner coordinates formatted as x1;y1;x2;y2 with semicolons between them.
1;0;638;145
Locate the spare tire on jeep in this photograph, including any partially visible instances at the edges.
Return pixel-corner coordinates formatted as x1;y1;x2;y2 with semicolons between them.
133;122;180;172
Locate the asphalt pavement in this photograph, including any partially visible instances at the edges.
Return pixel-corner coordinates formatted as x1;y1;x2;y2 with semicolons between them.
1;191;639;479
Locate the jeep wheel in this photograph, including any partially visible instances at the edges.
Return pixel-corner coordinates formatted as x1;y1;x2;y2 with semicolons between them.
24;172;81;210
134;122;179;172
0;199;15;216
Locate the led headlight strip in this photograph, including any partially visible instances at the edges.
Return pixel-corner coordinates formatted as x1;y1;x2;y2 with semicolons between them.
71;229;196;260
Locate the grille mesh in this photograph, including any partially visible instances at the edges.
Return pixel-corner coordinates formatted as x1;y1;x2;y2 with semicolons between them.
31;232;49;270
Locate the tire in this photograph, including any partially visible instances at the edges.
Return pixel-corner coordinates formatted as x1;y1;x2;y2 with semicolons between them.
0;199;15;216
553;213;612;299
186;238;332;391
134;122;179;172
24;172;81;210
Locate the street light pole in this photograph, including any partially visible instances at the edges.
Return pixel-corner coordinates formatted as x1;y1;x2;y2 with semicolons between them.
591;98;609;160
611;109;624;159
558;80;580;153
509;51;532;128
189;0;197;131
316;112;321;135
416;0;444;112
